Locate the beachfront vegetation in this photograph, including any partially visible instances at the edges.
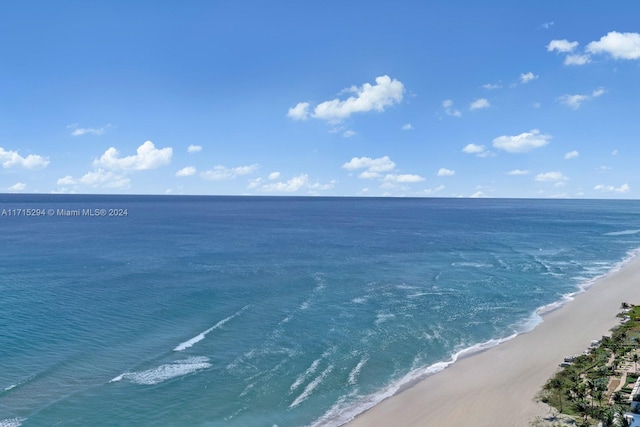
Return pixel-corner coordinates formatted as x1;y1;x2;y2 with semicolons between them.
535;303;640;426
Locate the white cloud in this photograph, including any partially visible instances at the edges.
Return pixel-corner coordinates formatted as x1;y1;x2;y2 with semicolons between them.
492;129;551;153
564;54;591;65
437;168;455;176
187;145;202;153
78;169;131;188
57;175;77;185
67;123;111;136
289;75;404;123
540;21;554;30
507;169;529;176
260;174;309;192
611;149;619;156
0;147;50;169
564;150;579;159
200;164;259;180
424;185;445;194
251;175;335;193
401;123;413;130
8;182;26;192
482;83;502;90
470;191;487;198
558;87;605;109
587;31;640;60
462;143;492;157
94;141;172;171
342;156;396;173
176;166;196;177
594;183;630;193
342;130;356;138
535;171;568;182
462;143;485;154
532;102;542;108
359;171;382;179
547;39;579;53
520;72;538;84
469;98;490;110
287;102;311;120
442;99;461;117
309;180;337;191
383;174;425;183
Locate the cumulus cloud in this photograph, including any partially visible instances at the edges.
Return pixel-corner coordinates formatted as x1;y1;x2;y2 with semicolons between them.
67;123;111;136
57;175;76;185
546;39;590;66
587;31;640;60
558;88;605;109
260;174;309;192
0;147;50;169
200;164;259;180
94;141;172;170
401;123;413;130
462;143;492;157
470;98;490;110
342;156;396;178
520;72;538;84
176;166;196;177
462;144;485;154
564;150;579;159
535;171;568;182
288;75;404;123
254;174;336;193
470;191;487;198
492;129;551;153
437;168;455;176
187;145;202;153
424;184;445;194
594;183;630;193
564;54;591;65
547;39;579;53
507;169;529;175
8;182;26;192
287;102;311;120
268;172;281;180
383;174;425;183
442;99;461;117
71;169;131;188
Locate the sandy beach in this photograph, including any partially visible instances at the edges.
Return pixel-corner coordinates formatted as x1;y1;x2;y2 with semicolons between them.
345;253;640;427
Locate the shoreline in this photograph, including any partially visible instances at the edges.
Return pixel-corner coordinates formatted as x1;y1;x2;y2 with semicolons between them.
343;251;640;427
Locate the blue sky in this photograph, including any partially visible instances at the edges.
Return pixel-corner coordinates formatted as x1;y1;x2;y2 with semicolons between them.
1;1;639;198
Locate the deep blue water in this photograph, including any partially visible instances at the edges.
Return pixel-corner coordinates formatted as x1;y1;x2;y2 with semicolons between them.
2;196;640;426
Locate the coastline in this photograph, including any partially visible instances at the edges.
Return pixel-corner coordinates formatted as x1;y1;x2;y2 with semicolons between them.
343;251;640;427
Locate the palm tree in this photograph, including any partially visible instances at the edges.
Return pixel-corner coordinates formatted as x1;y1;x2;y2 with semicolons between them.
549;377;564;412
599;407;615;426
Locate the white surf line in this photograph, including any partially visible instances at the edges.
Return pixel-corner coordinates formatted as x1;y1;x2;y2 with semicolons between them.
348;357;368;386
289;365;334;408
290;358;321;392
174;305;250;351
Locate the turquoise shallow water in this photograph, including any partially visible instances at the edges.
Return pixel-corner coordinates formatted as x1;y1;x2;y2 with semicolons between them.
2;196;640;426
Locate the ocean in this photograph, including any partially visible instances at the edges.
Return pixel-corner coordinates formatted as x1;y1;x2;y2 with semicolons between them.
2;195;640;426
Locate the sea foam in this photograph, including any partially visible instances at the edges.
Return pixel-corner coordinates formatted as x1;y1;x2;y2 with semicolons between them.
111;356;211;385
174;305;250;351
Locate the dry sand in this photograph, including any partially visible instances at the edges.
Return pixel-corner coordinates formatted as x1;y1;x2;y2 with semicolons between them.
345;254;640;427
